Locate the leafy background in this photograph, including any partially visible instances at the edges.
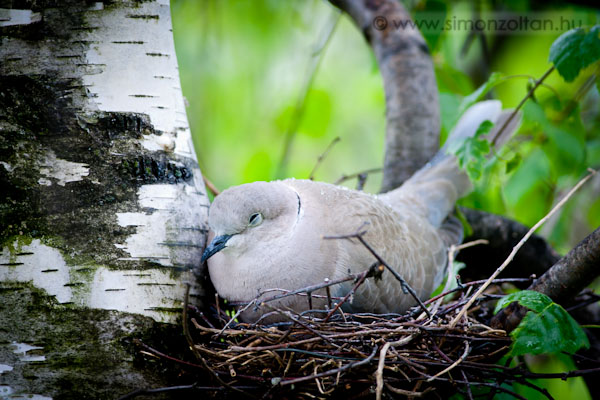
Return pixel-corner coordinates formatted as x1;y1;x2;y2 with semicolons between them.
171;1;599;398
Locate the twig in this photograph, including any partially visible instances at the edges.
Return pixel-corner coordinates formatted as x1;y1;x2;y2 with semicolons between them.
375;342;392;400
450;168;597;327
322;268;374;323
203;175;220;196
267;306;342;349
324;279;333;309
355;235;431;318
499;74;560;97
490;65;554;146
427;340;470;381
454;239;490;252
424;277;532;305
279;345;378;386
334;167;382;185
253;274;356;305
384;383;433;397
437;378;530;400
117;384;258;400
324;227;432;318
216;299;257;337
182;284;204;362
134;339;204;370
430;239;489;316
519;366;600;380
309;136;341;180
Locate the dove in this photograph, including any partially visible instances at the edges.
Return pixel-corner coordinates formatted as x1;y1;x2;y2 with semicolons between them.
202;100;516;323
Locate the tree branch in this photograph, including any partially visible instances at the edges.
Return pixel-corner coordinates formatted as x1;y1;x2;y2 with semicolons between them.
528;226;600;304
329;0;440;191
457;208;560;283
491;226;600;334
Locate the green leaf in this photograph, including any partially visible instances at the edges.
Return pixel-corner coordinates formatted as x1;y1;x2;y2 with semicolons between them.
549;25;600;82
495;290;590;357
458;72;504;115
494;290;552;314
447;120;494;180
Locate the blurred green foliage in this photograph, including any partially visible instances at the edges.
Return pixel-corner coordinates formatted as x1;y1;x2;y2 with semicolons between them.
171;2;599;398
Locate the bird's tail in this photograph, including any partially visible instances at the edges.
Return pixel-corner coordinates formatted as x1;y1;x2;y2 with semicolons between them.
386;100;519;242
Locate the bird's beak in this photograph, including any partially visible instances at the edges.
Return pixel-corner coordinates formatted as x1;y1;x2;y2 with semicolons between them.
201;234;233;263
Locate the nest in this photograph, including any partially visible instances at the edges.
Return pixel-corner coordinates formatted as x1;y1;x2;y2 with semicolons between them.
123;229;573;399
177;275;536;399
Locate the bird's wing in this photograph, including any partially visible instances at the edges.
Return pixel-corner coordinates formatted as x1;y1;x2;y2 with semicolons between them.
288;180;447;314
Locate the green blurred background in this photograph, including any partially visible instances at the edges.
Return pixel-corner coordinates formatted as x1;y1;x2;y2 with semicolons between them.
171;1;598;397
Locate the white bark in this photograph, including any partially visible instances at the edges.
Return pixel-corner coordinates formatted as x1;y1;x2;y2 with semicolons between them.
0;1;208;396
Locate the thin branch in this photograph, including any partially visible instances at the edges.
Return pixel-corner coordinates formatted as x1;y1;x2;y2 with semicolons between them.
490;65;555;146
248;273;356;306
519;366;600;380
430;239;489;316
216;299;257;337
384;382;433;397
451;168;596;328
322;267;375;323
324;227;431;317
375;342;391;400
134;339;204;370
203;175;220;196
334;167;382;186
499;74;561;97
117;384;258;400
278;345;378;386
427;340;470;382
309;136;341;180
424;277;533;306
355;235;431;318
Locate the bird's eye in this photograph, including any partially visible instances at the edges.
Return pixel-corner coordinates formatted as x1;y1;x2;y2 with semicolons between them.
248;212;263;227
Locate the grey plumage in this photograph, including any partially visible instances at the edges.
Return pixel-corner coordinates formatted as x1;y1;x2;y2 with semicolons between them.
203;100;517;322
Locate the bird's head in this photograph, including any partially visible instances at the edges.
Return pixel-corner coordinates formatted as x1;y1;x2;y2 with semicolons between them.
201;181;301;263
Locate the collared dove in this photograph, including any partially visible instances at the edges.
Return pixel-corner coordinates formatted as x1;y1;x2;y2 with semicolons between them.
202;101;517;323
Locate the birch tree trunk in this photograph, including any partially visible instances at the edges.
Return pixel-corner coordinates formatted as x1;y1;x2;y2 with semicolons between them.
0;1;209;397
